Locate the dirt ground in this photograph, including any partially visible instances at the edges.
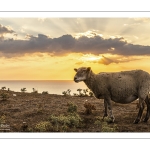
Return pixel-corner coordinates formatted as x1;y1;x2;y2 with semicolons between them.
0;90;150;132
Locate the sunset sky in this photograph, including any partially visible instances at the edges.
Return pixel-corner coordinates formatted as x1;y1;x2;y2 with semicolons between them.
1;17;150;80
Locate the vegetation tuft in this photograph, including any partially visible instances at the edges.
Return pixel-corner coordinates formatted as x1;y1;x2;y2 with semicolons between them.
34;102;82;132
1;87;6;90
21;88;27;93
67;102;77;113
32;88;38;94
42;91;49;94
0;93;9;101
35;121;53;132
94;116;118;132
48;113;82;132
84;102;96;115
62;89;71;96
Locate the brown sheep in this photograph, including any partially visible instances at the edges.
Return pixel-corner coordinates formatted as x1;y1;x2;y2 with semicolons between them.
74;67;150;123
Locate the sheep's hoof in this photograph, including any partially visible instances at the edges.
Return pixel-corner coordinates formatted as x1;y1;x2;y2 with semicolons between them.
143;118;148;123
107;120;114;124
133;119;140;124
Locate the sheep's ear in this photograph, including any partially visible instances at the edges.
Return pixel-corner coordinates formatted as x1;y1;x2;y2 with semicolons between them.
87;67;91;72
74;68;78;72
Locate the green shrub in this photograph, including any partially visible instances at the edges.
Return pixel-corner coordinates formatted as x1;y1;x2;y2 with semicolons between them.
42;91;49;94
73;93;78;96
1;93;9;101
35;121;53;132
83;89;89;96
67;102;77;113
62;91;68;96
89;91;94;97
1;87;6;90
94;116;118;132
101;122;117;132
62;89;71;96
0;115;6;124
21;88;26;93
48;113;82;132
67;113;82;127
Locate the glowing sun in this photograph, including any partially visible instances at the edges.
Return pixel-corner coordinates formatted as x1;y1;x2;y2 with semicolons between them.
80;54;102;62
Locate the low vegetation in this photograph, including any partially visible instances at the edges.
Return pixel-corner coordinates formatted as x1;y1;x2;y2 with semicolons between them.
32;88;38;94
0;93;9;101
1;87;6;90
62;89;71;96
35;102;82;132
63;88;94;97
42;91;49;94
21;88;27;93
67;102;77;113
94;116;118;132
0;86;146;132
84;102;96;115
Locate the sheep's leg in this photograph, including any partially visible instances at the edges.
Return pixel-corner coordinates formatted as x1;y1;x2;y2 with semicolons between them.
105;98;115;123
134;99;145;124
102;99;108;120
143;96;150;122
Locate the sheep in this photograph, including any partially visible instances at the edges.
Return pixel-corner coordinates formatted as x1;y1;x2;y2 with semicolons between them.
74;67;150;123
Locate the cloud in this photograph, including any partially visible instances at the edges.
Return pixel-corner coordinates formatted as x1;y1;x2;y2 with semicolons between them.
75;61;84;65
0;33;150;57
97;55;139;65
133;18;150;23
0;24;14;35
74;30;103;38
75;54;140;65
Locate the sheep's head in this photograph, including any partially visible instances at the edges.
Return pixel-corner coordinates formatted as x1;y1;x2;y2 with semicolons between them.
74;67;91;83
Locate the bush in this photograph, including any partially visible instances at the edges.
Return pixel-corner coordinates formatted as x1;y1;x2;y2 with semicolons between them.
73;93;78;96
62;89;71;96
83;89;89;96
35;121;53;132
48;113;82;132
34;102;82;132
1;87;6;90
101;122;117;132
84;102;96;115
42;91;49;94
62;91;68;96
67;102;77;113
89;91;94;97
94;116;118;132
67;113;82;127
0;115;6;124
0;93;9;101
21;88;26;93
32;88;38;94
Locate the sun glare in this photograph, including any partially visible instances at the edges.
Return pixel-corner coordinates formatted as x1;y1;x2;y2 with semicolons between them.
80;54;102;62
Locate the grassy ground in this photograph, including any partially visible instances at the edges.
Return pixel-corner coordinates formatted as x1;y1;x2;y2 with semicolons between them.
0;90;150;132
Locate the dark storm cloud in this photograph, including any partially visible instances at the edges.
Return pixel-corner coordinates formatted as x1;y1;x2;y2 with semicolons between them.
0;24;14;35
0;33;150;56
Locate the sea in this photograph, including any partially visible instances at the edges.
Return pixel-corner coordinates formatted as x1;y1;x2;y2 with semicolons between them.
0;80;87;95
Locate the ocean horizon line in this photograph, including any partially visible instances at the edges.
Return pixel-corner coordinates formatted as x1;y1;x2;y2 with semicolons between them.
0;80;74;81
